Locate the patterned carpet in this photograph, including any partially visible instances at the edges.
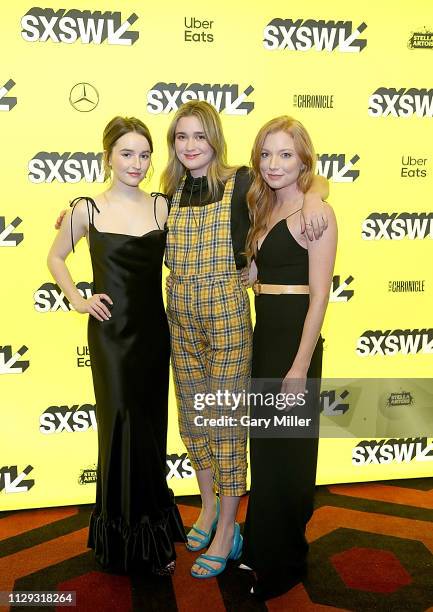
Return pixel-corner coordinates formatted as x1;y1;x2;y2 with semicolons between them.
1;478;433;611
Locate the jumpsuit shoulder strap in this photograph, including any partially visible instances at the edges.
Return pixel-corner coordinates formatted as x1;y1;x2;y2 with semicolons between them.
69;196;100;253
150;192;170;230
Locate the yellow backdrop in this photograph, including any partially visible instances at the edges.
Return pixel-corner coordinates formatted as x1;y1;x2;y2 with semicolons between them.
1;0;432;510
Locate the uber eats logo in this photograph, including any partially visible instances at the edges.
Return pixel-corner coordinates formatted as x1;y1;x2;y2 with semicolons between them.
0;346;29;375
0;217;23;246
0;465;35;493
34;282;93;312
40;404;97;434
0;79;17;111
317;154;360;182
263;18;367;52
356;329;433;356
28;152;104;183
368;88;433;117
362;213;433;240
21;8;139;45
352;437;433;465
147;83;254;115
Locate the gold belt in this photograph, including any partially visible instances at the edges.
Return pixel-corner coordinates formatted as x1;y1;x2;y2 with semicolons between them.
252;281;309;296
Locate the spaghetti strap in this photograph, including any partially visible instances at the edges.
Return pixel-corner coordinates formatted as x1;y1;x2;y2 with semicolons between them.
69;196;100;253
151;192;170;230
285;207;302;220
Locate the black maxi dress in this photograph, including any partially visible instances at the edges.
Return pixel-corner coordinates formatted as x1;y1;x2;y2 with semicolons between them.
71;196;186;574
242;218;323;597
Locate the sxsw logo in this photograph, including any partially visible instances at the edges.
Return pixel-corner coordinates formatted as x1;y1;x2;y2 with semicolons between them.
263;18;367;52
166;452;195;479
317;154;360;182
147;83;254;115
0;217;23;246
39;404;97;434
356;329;433;356
34;282;93;312
329;275;354;302
362;213;433;240
0;465;34;493
368;88;433;117
320;389;350;415
352;437;433;465
28;152;104;183
0;79;17;111
0;346;29;375
21;8;139;45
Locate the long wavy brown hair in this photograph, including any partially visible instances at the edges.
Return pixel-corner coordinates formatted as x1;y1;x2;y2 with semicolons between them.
160;101;237;200
245;116;316;260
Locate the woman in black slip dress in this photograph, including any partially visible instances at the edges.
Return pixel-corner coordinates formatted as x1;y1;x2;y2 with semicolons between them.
47;116;186;575
241;116;337;601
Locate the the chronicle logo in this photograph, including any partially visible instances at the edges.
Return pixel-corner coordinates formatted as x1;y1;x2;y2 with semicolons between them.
408;29;433;50
28;153;103;184
329;275;354;302
293;93;334;109
263;18;367;52
320;389;350;415
0;346;29;375
0;465;35;494
78;466;97;484
147;83;254;115
34;282;93;312
21;8;139;45
368;88;433;117
166;453;195;479
0;79;17;111
356;329;433;356
386;391;414;408
352;437;433;465
0;217;23;246
388;280;425;293
40;404;97;434
317;154;360;182
362;213;433;240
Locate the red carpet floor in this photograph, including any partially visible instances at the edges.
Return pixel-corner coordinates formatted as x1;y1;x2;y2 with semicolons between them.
1;478;433;611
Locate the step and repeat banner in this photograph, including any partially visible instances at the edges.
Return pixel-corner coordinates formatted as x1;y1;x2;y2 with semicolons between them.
1;1;432;510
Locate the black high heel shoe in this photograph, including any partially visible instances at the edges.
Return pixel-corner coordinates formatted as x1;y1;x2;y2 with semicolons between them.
250;566;307;601
153;560;176;576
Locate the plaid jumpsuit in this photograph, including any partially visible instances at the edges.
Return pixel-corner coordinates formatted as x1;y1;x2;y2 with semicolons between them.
165;173;252;496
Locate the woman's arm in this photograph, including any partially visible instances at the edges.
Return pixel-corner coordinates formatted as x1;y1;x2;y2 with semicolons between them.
47;201;112;321
301;175;330;240
284;203;337;381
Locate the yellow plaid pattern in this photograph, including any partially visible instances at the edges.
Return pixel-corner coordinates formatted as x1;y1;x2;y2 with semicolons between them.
166;173;252;496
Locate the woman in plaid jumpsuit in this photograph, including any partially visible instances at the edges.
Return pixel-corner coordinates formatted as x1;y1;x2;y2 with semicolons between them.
161;101;329;577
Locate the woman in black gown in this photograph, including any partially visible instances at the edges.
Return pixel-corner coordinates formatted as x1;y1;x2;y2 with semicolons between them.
242;116;337;600
47;116;186;575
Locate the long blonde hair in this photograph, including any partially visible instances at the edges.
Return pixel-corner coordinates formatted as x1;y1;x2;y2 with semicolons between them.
245;116;316;260
160;101;237;200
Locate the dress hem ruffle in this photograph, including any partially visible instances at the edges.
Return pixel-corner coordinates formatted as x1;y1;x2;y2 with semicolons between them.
87;501;187;573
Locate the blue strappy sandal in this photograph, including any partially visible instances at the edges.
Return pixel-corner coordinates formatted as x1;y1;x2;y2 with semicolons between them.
191;522;243;579
186;497;220;552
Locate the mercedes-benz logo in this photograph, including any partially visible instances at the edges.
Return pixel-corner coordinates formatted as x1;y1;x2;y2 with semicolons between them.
69;83;99;112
